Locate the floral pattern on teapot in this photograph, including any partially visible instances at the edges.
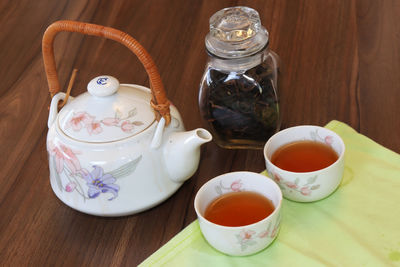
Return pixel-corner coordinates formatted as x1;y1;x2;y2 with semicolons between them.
66;107;144;135
47;141;142;201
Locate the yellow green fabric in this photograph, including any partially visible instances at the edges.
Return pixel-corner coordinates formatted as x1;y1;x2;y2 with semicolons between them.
140;121;400;266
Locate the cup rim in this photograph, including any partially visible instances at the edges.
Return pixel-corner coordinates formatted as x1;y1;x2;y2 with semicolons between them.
194;171;282;230
263;125;346;175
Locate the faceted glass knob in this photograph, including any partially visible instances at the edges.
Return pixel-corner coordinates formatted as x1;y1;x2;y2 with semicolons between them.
209;6;260;42
205;6;269;58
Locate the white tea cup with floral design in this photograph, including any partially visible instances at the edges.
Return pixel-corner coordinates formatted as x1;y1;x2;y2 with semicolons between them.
194;171;282;256
264;125;345;202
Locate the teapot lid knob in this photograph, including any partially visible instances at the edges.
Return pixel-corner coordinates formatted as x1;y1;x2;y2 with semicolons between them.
87;75;119;97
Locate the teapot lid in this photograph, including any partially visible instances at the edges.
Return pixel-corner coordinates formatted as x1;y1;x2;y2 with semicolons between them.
57;75;155;143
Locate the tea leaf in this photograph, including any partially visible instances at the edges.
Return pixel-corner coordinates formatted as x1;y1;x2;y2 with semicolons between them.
115;109;123;119
235;234;242;242
247;240;257;246
307;175;318;185
200;62;279;144
266;222;272;233
310;131;317;141
215;186;222;195
311;184;320;190
53;163;63;191
132;121;144;126
109;155;142;178
128;108;137;117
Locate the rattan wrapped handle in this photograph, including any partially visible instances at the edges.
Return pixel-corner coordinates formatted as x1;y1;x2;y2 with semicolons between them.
42;20;171;125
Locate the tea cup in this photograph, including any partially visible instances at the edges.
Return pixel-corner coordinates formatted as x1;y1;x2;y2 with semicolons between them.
194;171;282;256
263;125;345;202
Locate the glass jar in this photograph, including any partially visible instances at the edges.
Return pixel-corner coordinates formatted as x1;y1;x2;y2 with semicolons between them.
199;6;281;149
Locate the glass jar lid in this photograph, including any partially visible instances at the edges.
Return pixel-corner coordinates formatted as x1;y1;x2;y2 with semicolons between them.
57;75;155;143
205;6;269;58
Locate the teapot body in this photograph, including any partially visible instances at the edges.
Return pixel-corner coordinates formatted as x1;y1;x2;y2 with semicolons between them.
43;21;212;216
47;84;187;216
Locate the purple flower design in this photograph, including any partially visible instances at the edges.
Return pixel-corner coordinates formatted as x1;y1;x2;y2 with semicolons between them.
81;166;120;200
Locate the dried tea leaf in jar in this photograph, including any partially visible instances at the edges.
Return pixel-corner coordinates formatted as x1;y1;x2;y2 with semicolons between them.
199;6;281;149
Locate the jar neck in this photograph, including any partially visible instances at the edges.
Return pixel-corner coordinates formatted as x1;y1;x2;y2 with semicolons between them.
207;45;270;72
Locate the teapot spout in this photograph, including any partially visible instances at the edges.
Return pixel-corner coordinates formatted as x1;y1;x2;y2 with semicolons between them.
163;128;212;183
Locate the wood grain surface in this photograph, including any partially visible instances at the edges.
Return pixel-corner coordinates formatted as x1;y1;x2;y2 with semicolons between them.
1;0;399;265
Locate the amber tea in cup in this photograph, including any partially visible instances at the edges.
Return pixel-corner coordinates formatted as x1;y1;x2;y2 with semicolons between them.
195;171;282;256
271;140;339;172
204;191;275;227
264;125;345;202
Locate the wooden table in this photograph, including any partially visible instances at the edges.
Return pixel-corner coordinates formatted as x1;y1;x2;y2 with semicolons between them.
1;0;399;265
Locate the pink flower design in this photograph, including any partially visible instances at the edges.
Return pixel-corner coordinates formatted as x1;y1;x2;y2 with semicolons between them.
86;121;103;135
66;112;94;131
236;229;258;251
324;135;333;145
270;170;320;197
64;109;144;135
258;230;269;238
102;117;120;126
300;186;312;196
239;229;256;241
273;173;282;183
65;182;77;192
271;226;279;238
230;180;243;192
48;142;81;174
121;120;134;133
285;181;298;189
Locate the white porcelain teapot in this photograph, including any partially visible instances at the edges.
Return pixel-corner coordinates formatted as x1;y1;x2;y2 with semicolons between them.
43;21;212;216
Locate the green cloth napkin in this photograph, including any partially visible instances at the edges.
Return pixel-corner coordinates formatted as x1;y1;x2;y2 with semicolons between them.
140;121;400;266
